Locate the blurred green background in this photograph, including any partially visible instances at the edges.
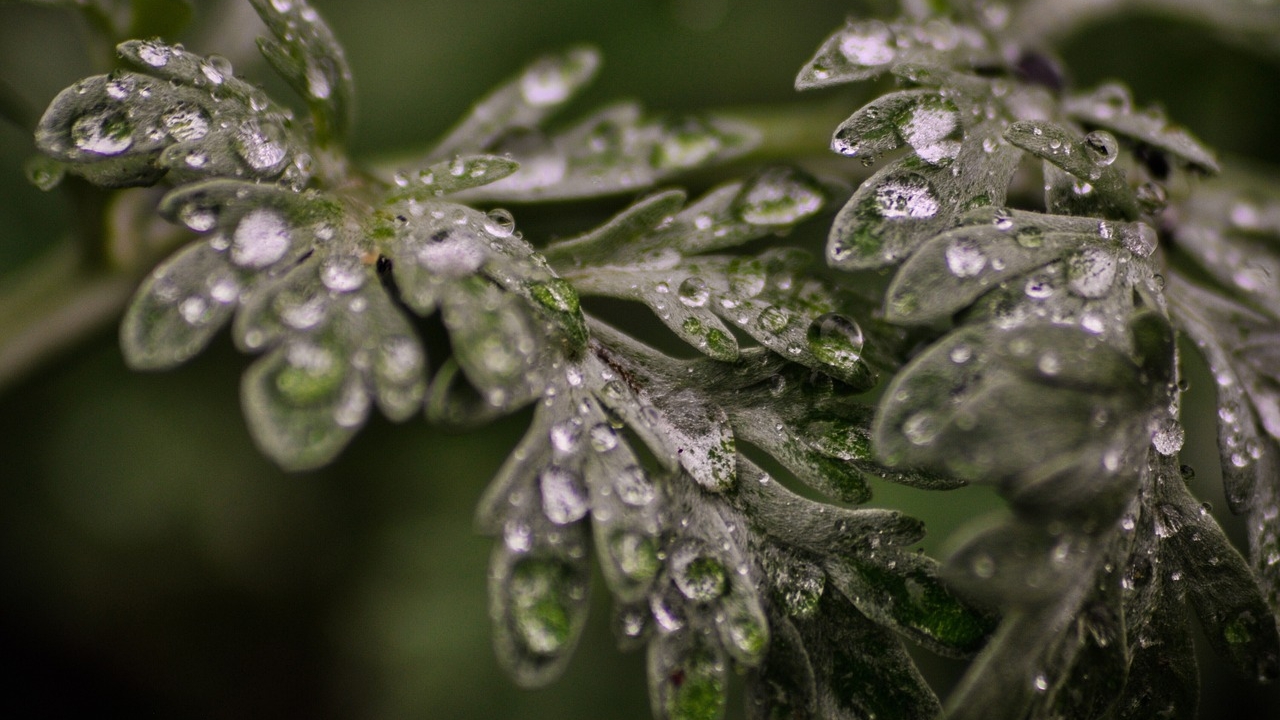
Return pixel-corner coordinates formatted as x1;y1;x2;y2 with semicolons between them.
1;1;1279;718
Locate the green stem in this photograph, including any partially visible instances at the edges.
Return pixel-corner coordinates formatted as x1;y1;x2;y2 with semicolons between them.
0;239;135;392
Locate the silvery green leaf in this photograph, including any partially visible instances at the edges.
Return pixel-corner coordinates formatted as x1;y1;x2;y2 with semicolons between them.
827;126;1020;270
875;323;1154;488
647;629;728;720
795;17;996;90
790;591;942;719
1063;82;1219;173
441;277;548;412
1168;275;1272;511
1159;464;1280;682
832;89;963;166
541;190;686;269
37;41;308;188
241;340;367;471
249;0;354;140
388;154;521;200
1170;171;1280;319
1004;120;1140;221
120;239;244;369
490;524;593;688
825;549;996;657
428;47;601;162
744;611;817;720
459;103;758;202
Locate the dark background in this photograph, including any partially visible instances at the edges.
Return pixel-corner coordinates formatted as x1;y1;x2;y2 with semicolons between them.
1;1;1278;718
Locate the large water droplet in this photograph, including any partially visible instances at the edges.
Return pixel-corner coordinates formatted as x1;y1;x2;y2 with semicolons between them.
549;419;582;453
1067;247;1117;298
1083;130;1119;167
678;276;710;307
484;209;516;238
178;204;217;232
411;226;485;277
806;313;864;371
162;104;210;142
540;465;589;524
234;120;288;172
736;169;824;225
276;342;343;405
71;110;133;155
616;465;656;506
588;423;618;452
839;21;895;66
137;41;170;67
672;546;728;602
903;411;939;446
509;559;575;654
1151;416;1185;456
320;254;366;292
1120;222;1158;258
874;175;939;219
609;531;660;582
945;237;987;277
230;208;291;268
756;305;790;333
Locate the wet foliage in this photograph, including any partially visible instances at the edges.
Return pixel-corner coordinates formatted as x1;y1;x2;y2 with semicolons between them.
22;0;1280;718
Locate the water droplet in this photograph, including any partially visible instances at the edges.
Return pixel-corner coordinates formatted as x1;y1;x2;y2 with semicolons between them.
1024;273;1055;299
306;63;331;100
71;110;133;155
1087;82;1132;119
949;344;973;364
903;411;938;446
276;342;342;404
1067;247;1117;298
234;120;288;172
727;258;766;298
1038;352;1061;376
736;169;824;225
610;531;660;581
137;41;170;67
178;295;210;325
672;547;728;602
756;305;789;333
806;312;864;370
163;104;210;142
230;208;291;268
549;419;582;453
509;559;576;653
616;465;656;506
178;204;217;232
105;74;136;100
589;422;618;452
270;0;294;11
521;62;573;106
678;276;710;307
540;465;589;524
1083;130;1119;167
1151;416;1185;455
483;209;516;238
838;20;895;66
320;254;366;292
1120;222;1158;258
972;553;995;578
1034;674;1049;692
874;175;939;219
945;237;986;277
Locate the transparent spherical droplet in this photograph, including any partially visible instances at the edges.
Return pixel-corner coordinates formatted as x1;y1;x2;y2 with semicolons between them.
276;342;343;405
588;423;618;452
736;169;824;225
234;120;288;172
903;411;939;446
270;0;294;12
184;151;208;168
727;258;767;298
521;64;571;106
306;63;331;100
672;546;728;602
163;104;210;142
609;531;660;581
1152;416;1185;456
806;313;863;371
949;344;972;364
1083;130;1119;167
539;465;589;525
137;41;170;67
509;559;575;654
279;293;326;330
320;254;366;292
230;208;291;268
945;237;986;277
1024;273;1055;299
616;464;656;506
178;295;210;325
874;175;939;219
412;226;485;277
179;204;217;232
756;305;790;333
105;74;136;100
549;419;582;453
376;336;424;383
71;110;133;156
839;20;895;66
1120;222;1158;258
483;209;516;238
677;276;710;307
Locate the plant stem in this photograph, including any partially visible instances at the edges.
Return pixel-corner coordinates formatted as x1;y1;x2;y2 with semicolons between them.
0;239;135;392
